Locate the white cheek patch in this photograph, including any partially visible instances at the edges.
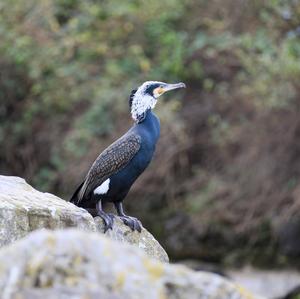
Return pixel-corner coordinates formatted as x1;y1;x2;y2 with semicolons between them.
131;93;157;122
131;81;165;122
94;178;110;195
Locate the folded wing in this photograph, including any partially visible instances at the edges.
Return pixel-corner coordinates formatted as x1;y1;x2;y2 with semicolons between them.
72;133;141;204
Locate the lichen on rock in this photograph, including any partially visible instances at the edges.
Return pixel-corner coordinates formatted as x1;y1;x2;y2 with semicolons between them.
0;175;168;262
0;229;261;299
95;216;169;262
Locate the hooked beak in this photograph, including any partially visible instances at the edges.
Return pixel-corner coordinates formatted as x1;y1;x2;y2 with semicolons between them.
163;82;186;93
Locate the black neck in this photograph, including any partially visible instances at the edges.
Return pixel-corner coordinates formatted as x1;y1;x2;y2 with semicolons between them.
136;108;151;123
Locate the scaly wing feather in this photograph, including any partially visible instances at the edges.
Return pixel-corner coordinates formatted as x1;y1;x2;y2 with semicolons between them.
75;133;141;204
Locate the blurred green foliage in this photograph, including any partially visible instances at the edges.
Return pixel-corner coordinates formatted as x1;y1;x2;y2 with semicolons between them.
1;0;300;264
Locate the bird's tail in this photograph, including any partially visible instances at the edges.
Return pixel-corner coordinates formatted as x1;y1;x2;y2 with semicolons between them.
69;181;84;205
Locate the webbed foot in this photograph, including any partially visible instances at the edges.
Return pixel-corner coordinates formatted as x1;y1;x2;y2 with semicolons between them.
114;201;142;232
97;211;114;232
119;215;142;232
96;201;114;232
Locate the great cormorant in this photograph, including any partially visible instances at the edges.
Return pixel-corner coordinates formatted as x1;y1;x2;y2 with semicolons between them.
70;81;186;232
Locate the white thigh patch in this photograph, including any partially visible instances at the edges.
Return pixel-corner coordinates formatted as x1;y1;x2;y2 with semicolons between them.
94;179;110;195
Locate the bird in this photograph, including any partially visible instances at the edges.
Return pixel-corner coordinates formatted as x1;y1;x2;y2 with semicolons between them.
70;81;186;232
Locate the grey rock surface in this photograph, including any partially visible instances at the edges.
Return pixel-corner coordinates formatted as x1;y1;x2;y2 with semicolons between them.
229;267;300;298
0;175;168;262
0;229;261;299
95;216;169;262
0;175;95;246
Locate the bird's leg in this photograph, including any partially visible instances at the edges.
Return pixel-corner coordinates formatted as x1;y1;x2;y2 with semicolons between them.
85;207;114;220
114;202;142;232
96;200;114;232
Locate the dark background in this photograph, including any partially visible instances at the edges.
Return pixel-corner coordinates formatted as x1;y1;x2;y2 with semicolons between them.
1;0;300;268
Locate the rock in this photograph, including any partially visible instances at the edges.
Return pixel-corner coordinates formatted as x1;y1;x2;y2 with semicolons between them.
0;175;168;262
95;216;169;263
229;267;300;298
10;288;123;299
0;229;261;299
0;175;95;245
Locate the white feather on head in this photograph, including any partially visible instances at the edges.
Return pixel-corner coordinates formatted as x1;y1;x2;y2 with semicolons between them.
131;81;164;122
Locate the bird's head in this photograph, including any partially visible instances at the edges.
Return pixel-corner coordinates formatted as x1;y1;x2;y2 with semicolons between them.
129;81;186;123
